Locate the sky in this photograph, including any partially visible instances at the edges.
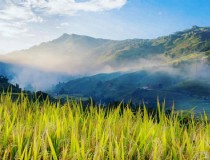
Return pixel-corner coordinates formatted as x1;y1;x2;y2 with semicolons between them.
0;0;210;53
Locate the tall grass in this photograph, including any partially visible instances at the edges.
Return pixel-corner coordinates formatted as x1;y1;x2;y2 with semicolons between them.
0;93;209;160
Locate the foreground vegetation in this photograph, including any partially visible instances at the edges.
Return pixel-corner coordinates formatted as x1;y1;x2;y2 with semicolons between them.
0;93;210;160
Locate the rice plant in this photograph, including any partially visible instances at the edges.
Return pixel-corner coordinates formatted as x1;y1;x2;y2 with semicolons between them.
0;93;209;160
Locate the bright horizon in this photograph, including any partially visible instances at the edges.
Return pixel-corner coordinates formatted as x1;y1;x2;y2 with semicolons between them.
1;0;210;52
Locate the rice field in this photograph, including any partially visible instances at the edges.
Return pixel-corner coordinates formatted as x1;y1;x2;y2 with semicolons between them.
0;93;210;160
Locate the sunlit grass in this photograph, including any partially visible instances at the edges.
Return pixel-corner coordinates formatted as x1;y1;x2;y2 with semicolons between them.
0;93;210;159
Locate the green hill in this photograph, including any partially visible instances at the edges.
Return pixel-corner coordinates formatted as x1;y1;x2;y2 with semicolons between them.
53;69;210;110
1;26;210;74
155;26;210;57
109;26;210;65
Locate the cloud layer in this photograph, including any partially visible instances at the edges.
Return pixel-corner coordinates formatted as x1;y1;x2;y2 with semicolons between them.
27;0;127;15
0;1;42;37
0;0;127;37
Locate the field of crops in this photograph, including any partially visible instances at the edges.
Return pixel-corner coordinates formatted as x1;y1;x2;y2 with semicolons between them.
0;93;210;160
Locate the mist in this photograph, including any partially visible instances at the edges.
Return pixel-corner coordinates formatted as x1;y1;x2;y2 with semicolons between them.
6;64;73;91
0;37;210;91
3;54;209;91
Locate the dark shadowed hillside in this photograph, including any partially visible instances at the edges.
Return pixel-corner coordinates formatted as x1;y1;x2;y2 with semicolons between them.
0;75;21;93
53;70;210;110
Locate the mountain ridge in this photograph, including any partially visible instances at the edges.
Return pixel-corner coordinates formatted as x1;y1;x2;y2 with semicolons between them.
0;26;210;91
2;25;210;53
2;26;210;58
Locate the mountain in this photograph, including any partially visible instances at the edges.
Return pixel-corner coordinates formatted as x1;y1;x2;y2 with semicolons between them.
1;26;210;75
54;71;183;103
155;26;210;58
0;26;210;92
53;71;210;113
0;34;114;74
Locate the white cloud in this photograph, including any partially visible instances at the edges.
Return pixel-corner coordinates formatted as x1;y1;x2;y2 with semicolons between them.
0;0;127;37
0;2;42;37
0;3;42;22
1;0;127;18
0;21;28;37
25;0;127;15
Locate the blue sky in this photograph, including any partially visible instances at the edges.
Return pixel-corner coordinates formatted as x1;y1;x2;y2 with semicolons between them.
0;0;210;52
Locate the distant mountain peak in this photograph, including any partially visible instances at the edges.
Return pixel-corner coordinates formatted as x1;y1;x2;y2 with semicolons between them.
192;25;200;29
189;26;210;32
61;33;70;37
54;33;70;42
53;33;84;43
61;33;91;38
57;33;94;41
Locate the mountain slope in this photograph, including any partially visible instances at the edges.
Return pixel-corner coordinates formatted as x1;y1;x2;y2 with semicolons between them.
154;26;210;57
0;76;21;93
1;26;210;75
54;71;185;103
53;71;210;110
0;26;210;92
